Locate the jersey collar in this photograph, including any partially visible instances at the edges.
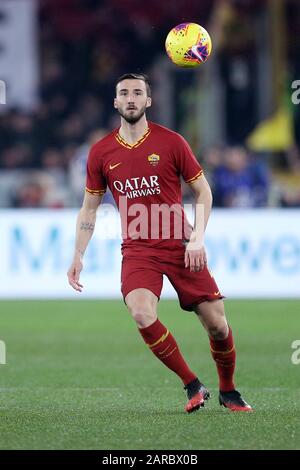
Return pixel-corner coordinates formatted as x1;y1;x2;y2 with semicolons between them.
115;126;151;149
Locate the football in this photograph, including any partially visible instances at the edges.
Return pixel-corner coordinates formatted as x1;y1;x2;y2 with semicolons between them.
165;22;212;68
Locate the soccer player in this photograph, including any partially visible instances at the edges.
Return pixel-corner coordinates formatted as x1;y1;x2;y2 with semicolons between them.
67;73;252;413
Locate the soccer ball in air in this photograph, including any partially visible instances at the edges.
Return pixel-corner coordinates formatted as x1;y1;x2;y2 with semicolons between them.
165;23;212;68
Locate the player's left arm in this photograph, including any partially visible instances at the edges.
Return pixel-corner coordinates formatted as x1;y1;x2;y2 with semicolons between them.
184;174;213;272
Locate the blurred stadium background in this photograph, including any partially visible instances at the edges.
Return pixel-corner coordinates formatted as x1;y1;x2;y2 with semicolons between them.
0;0;300;451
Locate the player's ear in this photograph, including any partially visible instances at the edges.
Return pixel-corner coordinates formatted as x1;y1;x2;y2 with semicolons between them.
114;98;118;109
146;97;152;108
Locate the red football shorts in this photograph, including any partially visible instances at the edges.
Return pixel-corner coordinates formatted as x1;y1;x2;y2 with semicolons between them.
121;247;224;312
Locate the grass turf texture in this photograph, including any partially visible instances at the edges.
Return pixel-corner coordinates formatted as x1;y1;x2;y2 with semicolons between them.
0;299;299;450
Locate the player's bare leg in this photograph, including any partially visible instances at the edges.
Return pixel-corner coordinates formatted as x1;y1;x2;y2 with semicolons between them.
194;299;229;340
194;299;252;411
125;288;158;328
125;288;209;412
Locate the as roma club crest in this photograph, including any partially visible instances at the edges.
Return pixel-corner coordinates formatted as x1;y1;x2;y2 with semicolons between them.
147;154;160;166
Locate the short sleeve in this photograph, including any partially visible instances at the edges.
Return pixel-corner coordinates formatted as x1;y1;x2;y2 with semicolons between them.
173;134;203;184
85;144;107;195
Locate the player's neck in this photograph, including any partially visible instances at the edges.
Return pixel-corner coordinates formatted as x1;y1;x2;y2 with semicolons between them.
119;116;149;145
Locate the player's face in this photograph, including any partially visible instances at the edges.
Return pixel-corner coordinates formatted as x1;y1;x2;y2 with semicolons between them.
114;79;151;124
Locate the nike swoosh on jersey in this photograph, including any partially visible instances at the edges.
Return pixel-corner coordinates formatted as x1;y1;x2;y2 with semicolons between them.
191;45;205;62
109;162;122;170
214;291;220;296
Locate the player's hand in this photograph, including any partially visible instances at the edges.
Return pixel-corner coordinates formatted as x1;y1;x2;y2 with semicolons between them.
184;244;207;272
67;259;84;292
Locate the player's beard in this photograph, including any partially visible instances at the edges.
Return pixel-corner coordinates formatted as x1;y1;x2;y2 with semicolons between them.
117;105;147;124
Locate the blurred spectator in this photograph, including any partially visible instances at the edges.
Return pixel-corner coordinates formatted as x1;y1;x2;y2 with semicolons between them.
211;146;270;207
201;145;225;185
13;181;46;208
280;189;300;207
271;170;300;207
68;128;115;207
9;171;70;208
0;145;34;169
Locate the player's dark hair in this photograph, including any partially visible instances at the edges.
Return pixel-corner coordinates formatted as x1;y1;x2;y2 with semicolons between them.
116;73;151;97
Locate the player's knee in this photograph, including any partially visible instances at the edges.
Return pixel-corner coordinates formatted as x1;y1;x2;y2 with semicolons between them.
128;304;156;328
208;322;228;340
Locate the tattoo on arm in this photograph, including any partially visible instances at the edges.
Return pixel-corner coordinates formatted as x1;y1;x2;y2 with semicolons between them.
80;222;95;232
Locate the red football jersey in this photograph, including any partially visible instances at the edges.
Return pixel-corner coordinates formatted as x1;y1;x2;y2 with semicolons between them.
86;121;203;254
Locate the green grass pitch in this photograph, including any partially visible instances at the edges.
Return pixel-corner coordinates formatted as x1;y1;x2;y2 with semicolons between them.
0;299;299;450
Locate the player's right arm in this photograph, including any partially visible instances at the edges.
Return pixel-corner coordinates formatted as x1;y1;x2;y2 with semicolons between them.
67;191;103;292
